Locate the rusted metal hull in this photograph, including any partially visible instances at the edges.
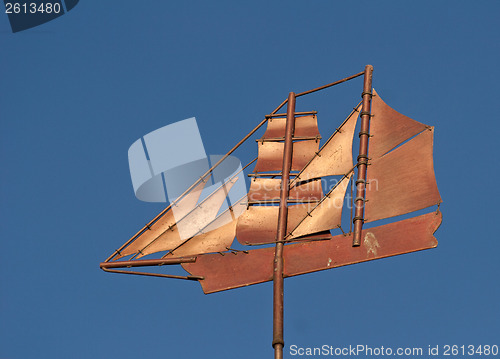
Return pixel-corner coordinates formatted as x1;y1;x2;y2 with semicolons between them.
183;211;442;294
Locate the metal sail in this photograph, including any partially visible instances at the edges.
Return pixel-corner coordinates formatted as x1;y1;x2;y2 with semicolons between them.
363;91;441;223
236;113;325;245
163;196;247;258
247;177;322;203
136;177;238;257
253;140;320;172
261;114;320;140
112;179;208;260
286;174;351;239
236;204;316;245
364;128;441;222
368;89;428;158
292;105;360;184
253;113;321;173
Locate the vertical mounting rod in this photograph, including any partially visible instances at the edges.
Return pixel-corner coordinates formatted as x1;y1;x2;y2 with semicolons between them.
273;92;296;359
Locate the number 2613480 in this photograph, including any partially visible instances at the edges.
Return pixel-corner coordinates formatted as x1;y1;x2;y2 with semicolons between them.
5;2;61;14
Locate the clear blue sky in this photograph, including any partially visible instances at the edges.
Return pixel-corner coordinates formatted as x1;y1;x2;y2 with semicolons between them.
1;2;499;358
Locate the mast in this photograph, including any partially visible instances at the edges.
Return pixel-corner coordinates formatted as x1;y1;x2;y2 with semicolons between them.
353;65;373;246
273;92;296;359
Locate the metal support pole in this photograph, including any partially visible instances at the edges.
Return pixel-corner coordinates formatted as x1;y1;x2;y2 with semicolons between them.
353;65;373;246
273;92;296;359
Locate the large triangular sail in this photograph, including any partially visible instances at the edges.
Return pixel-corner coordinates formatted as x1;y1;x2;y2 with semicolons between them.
364;91;442;223
113;175;242;260
368;89;428;158
286;173;351;239
136;177;238;257
162;196;247;258
112;179;208;260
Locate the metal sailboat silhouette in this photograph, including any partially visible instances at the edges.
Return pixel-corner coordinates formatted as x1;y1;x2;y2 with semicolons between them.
101;65;442;359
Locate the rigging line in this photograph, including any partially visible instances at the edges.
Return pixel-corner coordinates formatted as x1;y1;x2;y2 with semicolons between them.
284;166;356;240
289;101;362;188
377;127;432;159
271;98;289;115
105;98;287;263
134;158;257;256
161;194;248;258
126;172;229;260
295;71;364;98
101;267;203;281
350;175;353;233
244;235;331;246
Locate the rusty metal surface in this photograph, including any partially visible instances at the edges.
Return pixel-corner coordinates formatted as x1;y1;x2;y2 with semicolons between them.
182;246;275;294
285;211;441;276
353;65;373;246
261;115;319;140
369;89;428;159
253;140;319;173
236;204;313;245
113;179;207;260
288;174;351;239
272;92;296;355
184;211;442;293
248;177;322;202
138;178;237;257
294;106;359;183
364;128;441;223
